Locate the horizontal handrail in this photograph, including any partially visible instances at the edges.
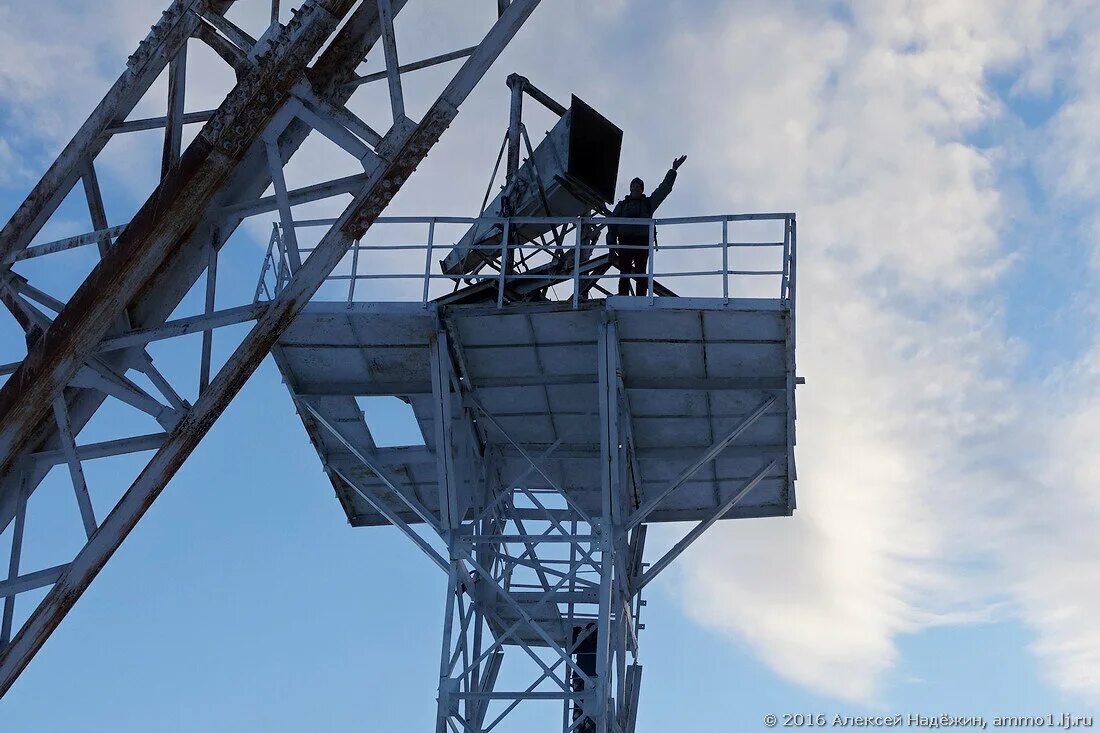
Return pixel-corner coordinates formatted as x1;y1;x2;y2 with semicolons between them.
294;240;785;254
255;212;797;312
290;212;796;228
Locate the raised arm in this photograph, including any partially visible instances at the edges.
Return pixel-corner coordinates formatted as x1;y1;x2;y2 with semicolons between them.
648;155;687;211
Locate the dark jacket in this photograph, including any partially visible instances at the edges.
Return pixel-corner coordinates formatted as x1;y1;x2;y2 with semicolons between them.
607;168;678;245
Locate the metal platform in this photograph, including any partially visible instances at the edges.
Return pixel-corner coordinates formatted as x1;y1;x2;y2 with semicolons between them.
274;296;795;528
267;210;798;731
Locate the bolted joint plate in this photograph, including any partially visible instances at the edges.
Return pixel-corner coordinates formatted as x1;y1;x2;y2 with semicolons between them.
126;0;196;72
203;0;348;158
342;102;459;241
450;523;475;560
439;677;461;716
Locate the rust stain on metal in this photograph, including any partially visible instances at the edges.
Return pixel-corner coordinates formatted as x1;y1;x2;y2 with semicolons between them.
342;106;456;241
0;0;355;480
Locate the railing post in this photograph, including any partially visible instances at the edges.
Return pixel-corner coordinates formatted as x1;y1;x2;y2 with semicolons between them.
781;216;792;302
347;238;359;305
253;225;278;304
722;218;729;305
498;218;510;308
573;217;582;308
647;220;656;305
273;223;288;295
790;215;797;318
423;218;436;307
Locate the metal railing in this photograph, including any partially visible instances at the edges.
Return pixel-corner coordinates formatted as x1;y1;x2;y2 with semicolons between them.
255;213;796;309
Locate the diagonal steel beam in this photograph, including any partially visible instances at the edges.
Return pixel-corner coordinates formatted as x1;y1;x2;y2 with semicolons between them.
161;26;188;179
0;475;28;645
0;0;236;267
635;460;777;591
299;398;440;531
331;467;448;572
376;0;405;122
0;565;69;601
0;0;356;480
468;395;593;524
0;0;415;538
5;225;129;265
51;399;97;539
624;394;777;531
0;0;544;695
193;22;248;73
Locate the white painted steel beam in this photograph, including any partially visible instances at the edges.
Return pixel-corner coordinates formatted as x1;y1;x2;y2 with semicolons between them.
0;0;544;698
0;0;236;267
625;395;778;531
299;398;440;530
635;460;777;591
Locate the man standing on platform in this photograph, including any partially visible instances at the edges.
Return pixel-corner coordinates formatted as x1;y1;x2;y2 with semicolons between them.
606;154;687;296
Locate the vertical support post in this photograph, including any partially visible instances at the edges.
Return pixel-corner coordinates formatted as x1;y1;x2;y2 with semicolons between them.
573;218;582;308
722;218;729;305
0;474;28;647
423;219;436;306
505;75;524;183
199;229;218;393
264;141;302;271
161;17;187;180
474;650;503;731
646;222;655;305
377;0;405;123
347;239;359;305
52;398;97;539
622;665;643;733
790;215;798;318
787;215;798;489
255;223;279;303
272;224;289;293
595;317;621;733
466;597;484;728
498;219;510;308
270;0;281;24
436;565;460;733
565;515;579;733
431;330;459;533
781;215;791;302
80;160;112;257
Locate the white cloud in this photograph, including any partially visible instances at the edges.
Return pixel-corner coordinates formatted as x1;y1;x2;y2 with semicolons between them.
636;0;1100;705
998;345;1100;699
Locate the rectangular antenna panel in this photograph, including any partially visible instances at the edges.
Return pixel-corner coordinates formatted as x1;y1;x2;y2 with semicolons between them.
442;96;623;275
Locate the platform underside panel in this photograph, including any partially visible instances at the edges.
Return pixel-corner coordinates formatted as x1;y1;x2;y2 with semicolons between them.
275;298;795;527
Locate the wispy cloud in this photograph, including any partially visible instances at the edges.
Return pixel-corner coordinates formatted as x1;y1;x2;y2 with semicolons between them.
643;0;1100;705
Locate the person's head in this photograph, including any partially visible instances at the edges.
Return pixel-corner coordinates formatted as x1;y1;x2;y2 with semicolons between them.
629;177;644;196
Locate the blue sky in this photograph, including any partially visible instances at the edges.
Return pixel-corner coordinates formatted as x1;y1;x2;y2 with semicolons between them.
2;0;1100;730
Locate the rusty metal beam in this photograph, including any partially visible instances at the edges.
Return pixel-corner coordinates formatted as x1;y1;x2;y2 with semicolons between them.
0;0;414;671
161;29;188;179
0;0;411;540
0;0;357;480
0;0;236;268
377;0;405;122
193;21;248;74
0;0;544;696
79;161;113;257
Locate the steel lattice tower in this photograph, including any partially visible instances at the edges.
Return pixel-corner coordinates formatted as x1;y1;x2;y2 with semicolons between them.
0;2;799;731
